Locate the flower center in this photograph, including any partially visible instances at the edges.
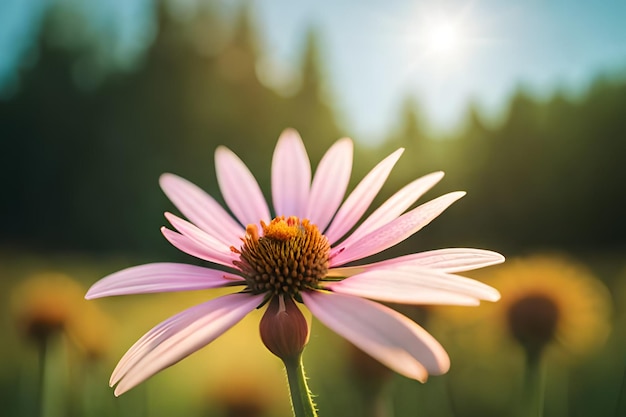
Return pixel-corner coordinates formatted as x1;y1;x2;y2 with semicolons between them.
507;293;560;356
232;216;330;296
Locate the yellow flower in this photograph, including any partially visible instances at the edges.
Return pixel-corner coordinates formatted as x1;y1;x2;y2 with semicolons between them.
434;254;612;360
12;273;84;343
11;272;113;359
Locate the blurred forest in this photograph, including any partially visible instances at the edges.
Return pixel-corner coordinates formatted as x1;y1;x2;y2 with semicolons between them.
1;0;625;260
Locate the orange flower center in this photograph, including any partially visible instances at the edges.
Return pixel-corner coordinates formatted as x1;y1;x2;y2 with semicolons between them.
232;216;330;296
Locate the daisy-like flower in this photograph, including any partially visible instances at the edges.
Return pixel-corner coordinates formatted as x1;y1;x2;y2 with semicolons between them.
13;272;112;358
86;129;503;396
483;255;611;359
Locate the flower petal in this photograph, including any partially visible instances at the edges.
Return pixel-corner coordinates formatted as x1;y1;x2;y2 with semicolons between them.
324;148;404;244
342;171;444;245
111;292;264;396
272;129;311;218
159;173;244;245
331;285;480;306
85;263;244;299
164;212;237;266
330;191;465;266
324;266;501;304
303;291;449;380
306;138;353;231
327;248;505;277
161;227;236;266
215;146;271;227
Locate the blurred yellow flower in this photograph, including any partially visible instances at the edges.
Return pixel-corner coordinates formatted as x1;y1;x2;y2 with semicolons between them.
11;272;113;359
12;273;83;343
208;374;277;417
198;307;291;417
433;254;612;360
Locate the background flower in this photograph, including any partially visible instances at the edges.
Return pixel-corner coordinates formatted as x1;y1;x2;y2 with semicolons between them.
11;272;113;357
430;254;614;417
481;255;609;358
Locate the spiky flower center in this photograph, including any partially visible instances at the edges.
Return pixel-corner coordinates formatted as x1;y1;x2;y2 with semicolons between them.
232;216;330;296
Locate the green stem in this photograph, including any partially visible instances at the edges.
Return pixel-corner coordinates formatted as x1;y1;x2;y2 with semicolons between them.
615;354;626;417
37;335;49;417
521;352;546;417
283;354;318;417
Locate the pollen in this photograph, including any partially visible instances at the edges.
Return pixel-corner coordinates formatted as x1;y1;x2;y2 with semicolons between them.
262;216;300;241
233;216;330;296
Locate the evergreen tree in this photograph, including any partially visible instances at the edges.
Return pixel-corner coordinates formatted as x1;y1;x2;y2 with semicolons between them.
284;27;342;161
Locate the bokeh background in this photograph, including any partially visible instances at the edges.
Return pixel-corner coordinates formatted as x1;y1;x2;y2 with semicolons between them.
1;0;625;416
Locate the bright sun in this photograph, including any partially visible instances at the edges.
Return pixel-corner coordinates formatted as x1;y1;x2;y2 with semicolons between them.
425;22;460;55
401;7;477;70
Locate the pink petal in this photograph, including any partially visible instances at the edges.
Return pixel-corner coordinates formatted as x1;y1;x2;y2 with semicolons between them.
327;248;505;277
159;173;244;246
330;191;465;266
272;129;311;218
215;146;271;227
324;266;501;304
111;292;264;396
324;148;404;244
161;227;237;267
303;291;449;381
342;171;444;245
85;263;244;299
330;285;480;306
164;213;238;266
306;138;353;232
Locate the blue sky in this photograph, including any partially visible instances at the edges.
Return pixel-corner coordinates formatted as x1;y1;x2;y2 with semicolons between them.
2;0;626;142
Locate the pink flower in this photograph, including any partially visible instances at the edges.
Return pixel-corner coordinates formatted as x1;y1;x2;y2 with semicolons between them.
86;129;503;396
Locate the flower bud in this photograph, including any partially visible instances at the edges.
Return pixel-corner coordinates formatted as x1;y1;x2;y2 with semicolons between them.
260;295;309;360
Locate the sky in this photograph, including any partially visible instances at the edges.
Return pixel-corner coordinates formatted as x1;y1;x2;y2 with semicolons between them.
1;0;626;142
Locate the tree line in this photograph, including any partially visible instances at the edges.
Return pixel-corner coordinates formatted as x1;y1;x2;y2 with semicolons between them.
1;0;624;259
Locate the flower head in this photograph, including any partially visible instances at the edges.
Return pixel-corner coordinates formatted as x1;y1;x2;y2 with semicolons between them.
433;254;612;361
86;129;503;396
491;255;612;358
13;273;83;343
13;272;113;358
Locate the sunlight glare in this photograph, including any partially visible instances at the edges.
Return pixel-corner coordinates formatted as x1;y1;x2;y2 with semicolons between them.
425;21;460;55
